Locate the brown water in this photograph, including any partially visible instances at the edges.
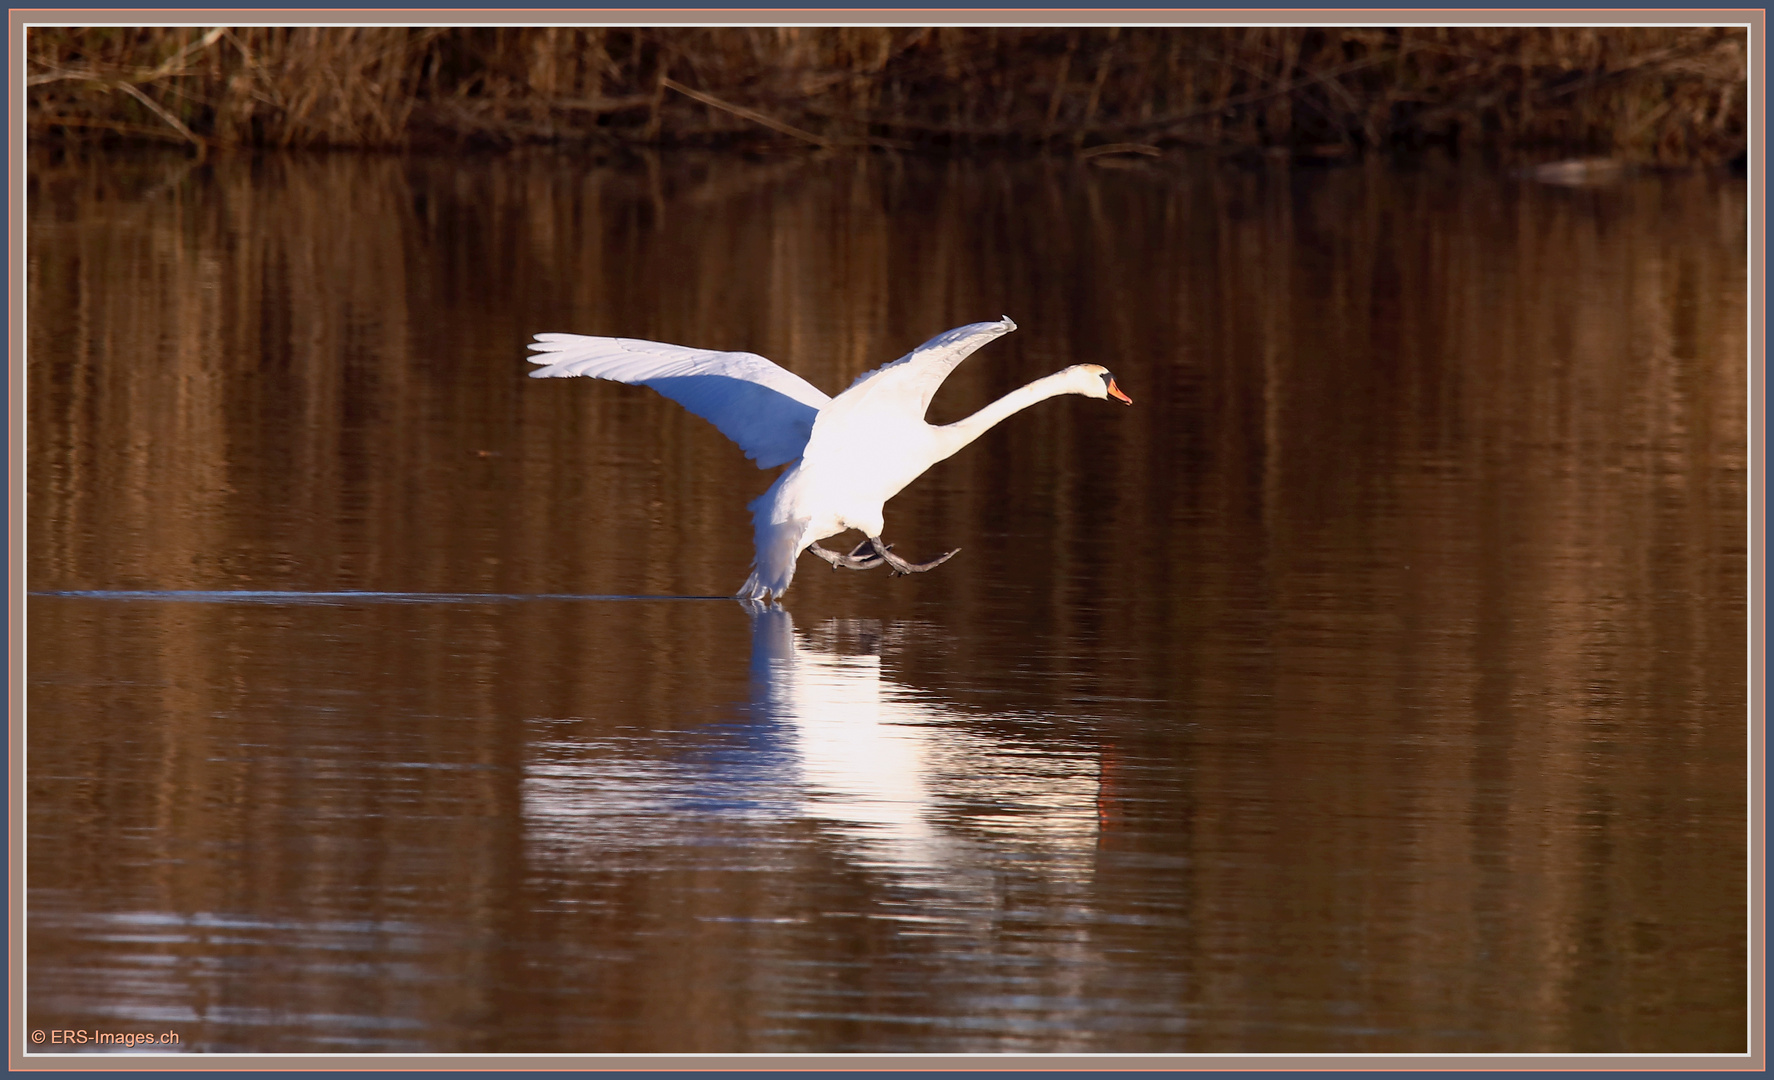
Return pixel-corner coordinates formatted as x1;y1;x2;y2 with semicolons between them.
25;147;1748;1056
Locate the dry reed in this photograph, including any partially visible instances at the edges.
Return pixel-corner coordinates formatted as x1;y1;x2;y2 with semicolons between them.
26;26;1748;163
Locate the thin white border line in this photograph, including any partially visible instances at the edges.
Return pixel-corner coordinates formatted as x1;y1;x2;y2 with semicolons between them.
14;16;1764;23
1745;4;1764;1070
12;1050;1764;1058
15;9;31;1074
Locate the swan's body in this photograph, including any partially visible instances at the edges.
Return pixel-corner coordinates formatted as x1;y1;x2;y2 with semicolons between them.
527;317;1131;602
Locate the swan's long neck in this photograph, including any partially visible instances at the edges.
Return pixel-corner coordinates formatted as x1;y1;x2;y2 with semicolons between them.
932;370;1080;462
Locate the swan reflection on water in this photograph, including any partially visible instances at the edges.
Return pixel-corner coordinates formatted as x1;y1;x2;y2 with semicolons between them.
523;606;1108;882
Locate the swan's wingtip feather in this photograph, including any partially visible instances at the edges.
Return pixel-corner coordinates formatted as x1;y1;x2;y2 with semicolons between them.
1000;315;1017;331
527;334;584;357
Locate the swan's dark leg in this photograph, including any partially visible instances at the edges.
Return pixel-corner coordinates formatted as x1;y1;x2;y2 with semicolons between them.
809;540;885;570
868;536;960;576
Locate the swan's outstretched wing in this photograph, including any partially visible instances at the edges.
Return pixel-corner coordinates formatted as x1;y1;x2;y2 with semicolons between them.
528;334;832;469
838;317;1017;419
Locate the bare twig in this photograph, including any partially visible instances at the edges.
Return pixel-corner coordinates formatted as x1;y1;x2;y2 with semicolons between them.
27;66;99;87
113;80;204;148
662;76;834;148
147;26;226;79
28;26;224;87
1077;141;1162;159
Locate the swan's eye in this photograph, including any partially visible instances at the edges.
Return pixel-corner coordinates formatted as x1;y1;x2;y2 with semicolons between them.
1099;371;1116;387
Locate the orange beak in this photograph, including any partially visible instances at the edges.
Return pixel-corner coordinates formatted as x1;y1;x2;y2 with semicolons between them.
1107;378;1133;405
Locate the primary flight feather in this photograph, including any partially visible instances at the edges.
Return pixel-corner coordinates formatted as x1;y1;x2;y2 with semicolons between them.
527;317;1132;602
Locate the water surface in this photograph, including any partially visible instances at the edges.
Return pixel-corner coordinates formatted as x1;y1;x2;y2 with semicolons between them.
26;147;1748;1055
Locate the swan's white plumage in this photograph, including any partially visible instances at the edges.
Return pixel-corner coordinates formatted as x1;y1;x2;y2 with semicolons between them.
836;317;1017;417
526;317;1127;602
528;334;830;469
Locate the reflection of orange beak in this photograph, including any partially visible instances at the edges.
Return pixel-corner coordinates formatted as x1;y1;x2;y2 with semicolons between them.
1108;378;1133;405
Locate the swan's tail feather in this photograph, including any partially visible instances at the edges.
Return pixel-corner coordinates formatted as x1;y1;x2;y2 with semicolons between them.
736;570;774;603
737;510;806;603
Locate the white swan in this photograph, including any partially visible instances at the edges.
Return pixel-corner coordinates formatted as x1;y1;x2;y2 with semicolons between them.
527;317;1132;601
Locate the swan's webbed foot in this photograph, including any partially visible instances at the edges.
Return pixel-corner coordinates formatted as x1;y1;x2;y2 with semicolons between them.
868;536;960;576
809;539;887;571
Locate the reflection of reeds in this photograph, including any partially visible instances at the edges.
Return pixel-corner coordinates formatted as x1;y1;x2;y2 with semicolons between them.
27;26;1748;162
26;148;1746;1051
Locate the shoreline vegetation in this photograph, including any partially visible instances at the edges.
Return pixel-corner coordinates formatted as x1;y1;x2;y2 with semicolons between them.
27;26;1748;165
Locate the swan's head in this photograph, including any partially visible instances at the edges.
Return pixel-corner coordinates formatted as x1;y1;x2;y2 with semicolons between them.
1068;364;1134;405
